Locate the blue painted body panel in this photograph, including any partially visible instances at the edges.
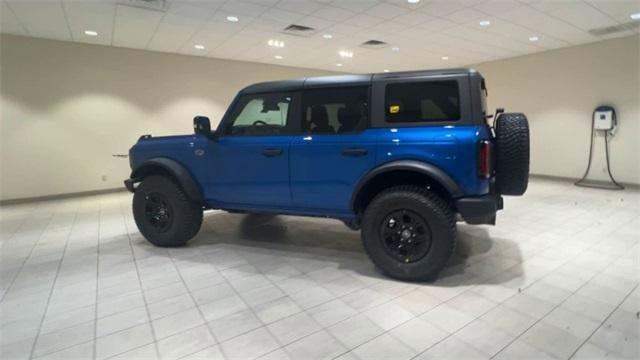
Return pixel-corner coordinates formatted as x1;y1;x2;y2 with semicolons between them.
130;125;491;219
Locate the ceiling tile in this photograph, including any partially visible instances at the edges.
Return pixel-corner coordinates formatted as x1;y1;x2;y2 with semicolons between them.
330;0;380;13
260;7;305;23
313;5;356;22
62;1;115;45
445;8;489;24
586;0;640;24
297;15;334;30
0;2;27;35
347;14;385;28
112;4;164;49
495;5;595;44
392;11;435;27
418;1;467;17
220;1;269;17
473;0;523;15
277;0;325;15
5;1;71;41
545;1;619;31
364;2;410;19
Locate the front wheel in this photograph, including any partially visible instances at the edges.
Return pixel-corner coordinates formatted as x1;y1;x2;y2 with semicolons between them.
133;175;203;247
361;186;456;281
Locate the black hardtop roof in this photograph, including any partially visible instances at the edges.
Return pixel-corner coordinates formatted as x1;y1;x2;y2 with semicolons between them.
239;68;479;95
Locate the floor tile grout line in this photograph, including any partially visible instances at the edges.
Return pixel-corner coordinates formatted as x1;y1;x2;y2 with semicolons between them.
487;217;640;360
165;248;236;358
337;236;596;360
0;205;57;303
487;263;614;359
119;201;162;360
567;283;639;360
27;210;78;359
92;200;103;360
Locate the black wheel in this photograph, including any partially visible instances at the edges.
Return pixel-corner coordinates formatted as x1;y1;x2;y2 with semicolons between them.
133;175;203;247
361;186;456;281
495;113;530;195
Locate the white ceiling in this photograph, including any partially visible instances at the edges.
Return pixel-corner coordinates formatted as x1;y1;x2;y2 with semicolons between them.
1;0;639;73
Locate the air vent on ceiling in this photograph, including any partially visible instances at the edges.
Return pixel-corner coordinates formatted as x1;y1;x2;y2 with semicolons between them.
360;40;389;49
588;21;639;36
282;24;316;37
117;0;169;12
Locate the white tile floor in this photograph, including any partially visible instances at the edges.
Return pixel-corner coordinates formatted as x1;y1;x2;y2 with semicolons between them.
0;178;638;360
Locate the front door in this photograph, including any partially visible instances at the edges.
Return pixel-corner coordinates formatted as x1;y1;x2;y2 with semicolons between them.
206;92;298;208
290;86;375;214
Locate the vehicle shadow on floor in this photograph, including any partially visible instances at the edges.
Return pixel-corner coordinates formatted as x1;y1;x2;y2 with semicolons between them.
188;212;524;286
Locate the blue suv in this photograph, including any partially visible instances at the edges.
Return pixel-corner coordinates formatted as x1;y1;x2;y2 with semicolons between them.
125;68;529;281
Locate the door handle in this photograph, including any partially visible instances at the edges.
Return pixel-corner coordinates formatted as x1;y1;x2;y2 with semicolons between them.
261;148;283;157
341;148;368;157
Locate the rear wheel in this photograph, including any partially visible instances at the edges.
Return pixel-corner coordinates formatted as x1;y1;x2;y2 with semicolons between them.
133;175;203;247
361;186;456;281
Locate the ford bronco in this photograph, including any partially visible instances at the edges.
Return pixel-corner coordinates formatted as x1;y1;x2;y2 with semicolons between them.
125;68;529;281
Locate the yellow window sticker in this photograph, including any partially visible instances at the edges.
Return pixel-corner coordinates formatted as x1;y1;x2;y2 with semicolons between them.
389;105;400;114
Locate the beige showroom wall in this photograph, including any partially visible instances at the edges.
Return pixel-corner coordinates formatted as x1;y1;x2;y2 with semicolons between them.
0;34;334;201
475;35;640;185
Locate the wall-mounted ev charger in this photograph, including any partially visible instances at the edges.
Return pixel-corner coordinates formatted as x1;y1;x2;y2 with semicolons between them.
593;106;614;131
575;105;624;190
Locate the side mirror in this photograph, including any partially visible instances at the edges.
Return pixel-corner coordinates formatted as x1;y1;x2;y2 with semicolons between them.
193;116;211;135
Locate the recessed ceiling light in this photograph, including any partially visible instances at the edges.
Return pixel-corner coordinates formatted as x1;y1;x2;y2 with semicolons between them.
630;12;640;20
226;15;239;22
391;47;400;52
268;39;285;48
323;34;333;39
84;30;98;36
479;20;491;27
339;50;353;58
529;36;539;42
336;63;343;67
441;56;449;60
274;55;283;59
194;44;205;50
383;69;390;73
407;0;420;3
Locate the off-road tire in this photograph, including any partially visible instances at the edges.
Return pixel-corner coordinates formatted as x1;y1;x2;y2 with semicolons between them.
361;186;456;281
133;175;203;247
494;113;530;195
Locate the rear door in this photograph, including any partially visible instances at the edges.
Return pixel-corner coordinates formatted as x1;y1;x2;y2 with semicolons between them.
290;86;375;214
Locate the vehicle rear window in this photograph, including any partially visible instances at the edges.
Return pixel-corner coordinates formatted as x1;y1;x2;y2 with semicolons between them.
385;80;460;123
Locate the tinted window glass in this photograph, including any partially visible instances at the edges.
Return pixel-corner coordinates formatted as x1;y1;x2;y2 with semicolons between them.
226;93;292;135
386;81;460;123
302;87;368;134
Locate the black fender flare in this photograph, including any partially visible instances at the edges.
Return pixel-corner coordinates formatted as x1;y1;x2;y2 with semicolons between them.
129;157;204;204
350;160;463;212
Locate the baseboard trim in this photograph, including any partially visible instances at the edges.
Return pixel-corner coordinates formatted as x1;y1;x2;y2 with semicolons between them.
0;187;127;206
530;173;639;190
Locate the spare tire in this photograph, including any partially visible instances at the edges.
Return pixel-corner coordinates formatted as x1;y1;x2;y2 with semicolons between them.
494;113;530;195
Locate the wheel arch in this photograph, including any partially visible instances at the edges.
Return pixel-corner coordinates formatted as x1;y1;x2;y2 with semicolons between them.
130;157;204;205
351;160;463;214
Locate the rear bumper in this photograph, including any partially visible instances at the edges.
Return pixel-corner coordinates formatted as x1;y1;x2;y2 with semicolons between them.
124;178;138;193
455;194;503;225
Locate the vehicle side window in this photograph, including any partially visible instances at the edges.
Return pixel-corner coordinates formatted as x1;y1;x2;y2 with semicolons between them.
301;86;368;134
385;80;460;123
225;93;293;136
